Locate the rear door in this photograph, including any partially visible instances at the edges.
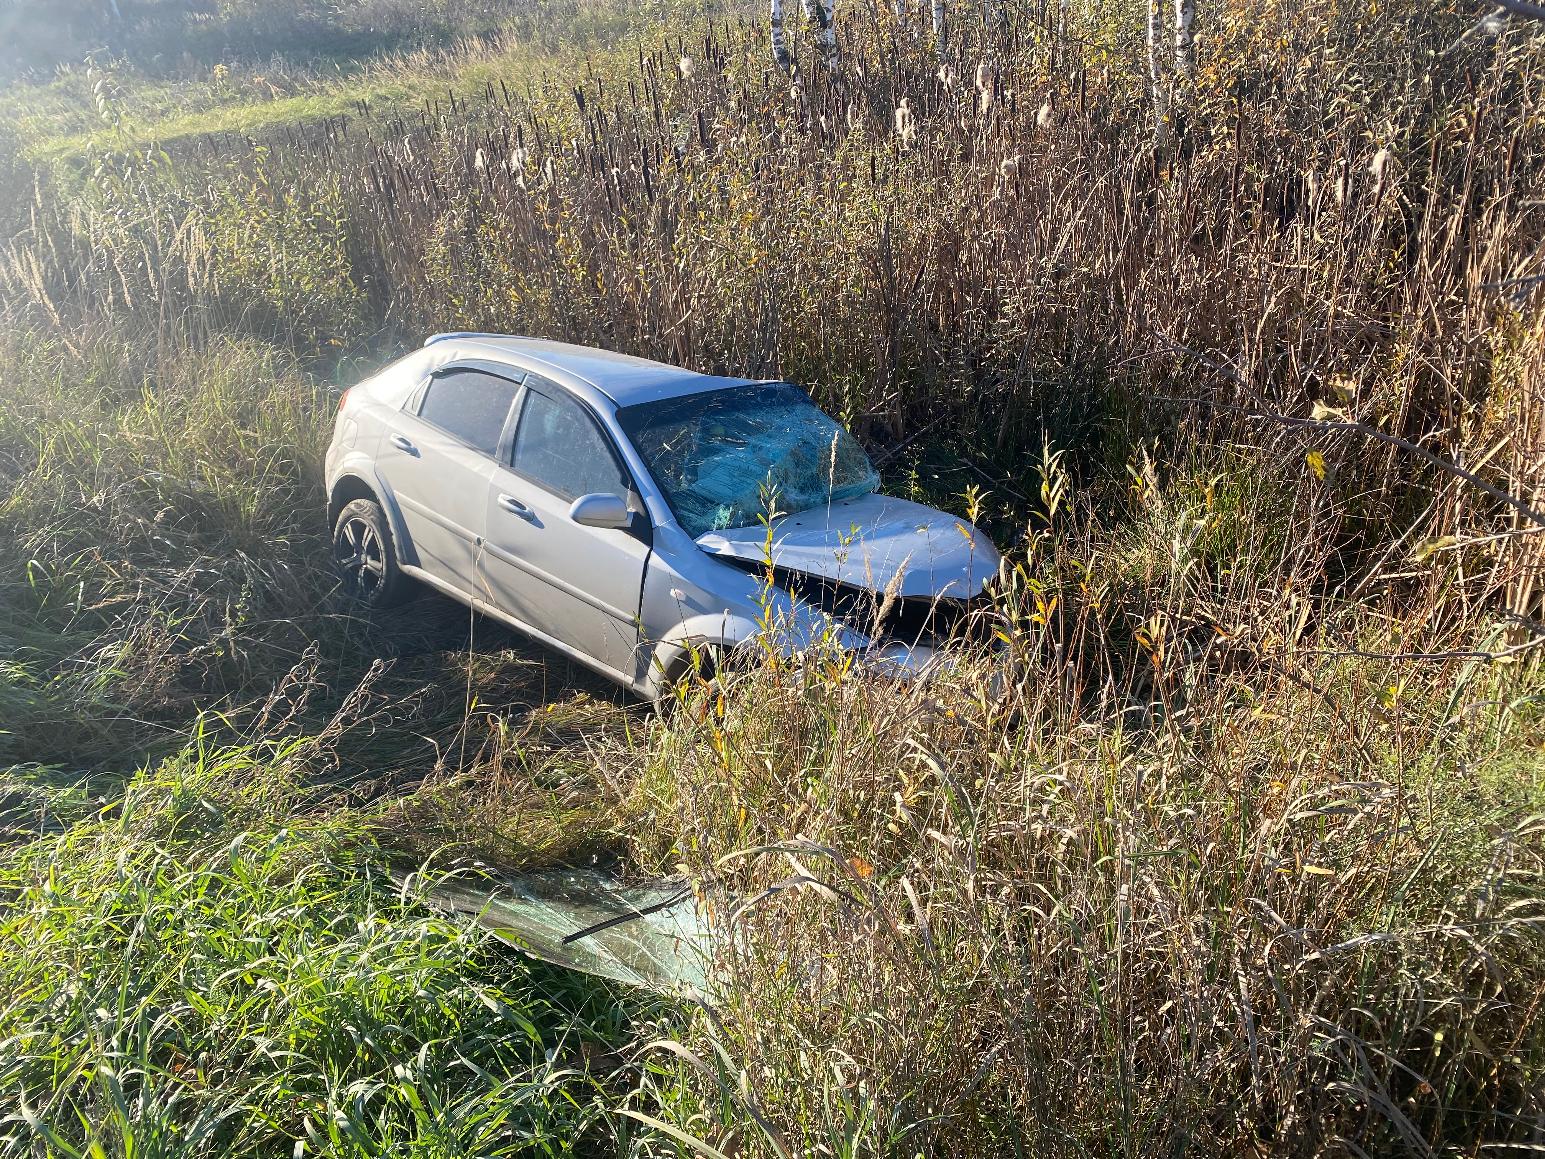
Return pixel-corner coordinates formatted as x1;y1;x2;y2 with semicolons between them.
481;379;650;678
378;367;521;596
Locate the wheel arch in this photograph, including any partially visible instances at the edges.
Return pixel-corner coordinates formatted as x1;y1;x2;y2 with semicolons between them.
327;469;418;568
327;473;378;527
642;614;765;699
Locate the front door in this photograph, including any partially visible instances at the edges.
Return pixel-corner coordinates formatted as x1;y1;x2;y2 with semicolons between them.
481;380;649;678
378;367;519;596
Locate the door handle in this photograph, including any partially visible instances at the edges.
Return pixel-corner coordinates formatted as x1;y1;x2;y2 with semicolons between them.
389;434;418;455
497;493;537;522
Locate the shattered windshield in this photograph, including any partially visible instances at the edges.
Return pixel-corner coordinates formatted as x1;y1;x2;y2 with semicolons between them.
617;383;880;538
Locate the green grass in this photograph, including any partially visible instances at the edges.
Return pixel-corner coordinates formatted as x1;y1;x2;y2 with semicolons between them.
0;322;686;1158
1;0;739;165
0;328;332;766
12;40;543;164
0;725;655;1158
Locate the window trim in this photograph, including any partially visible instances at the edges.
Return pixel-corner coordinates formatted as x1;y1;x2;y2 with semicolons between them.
405;365;525;461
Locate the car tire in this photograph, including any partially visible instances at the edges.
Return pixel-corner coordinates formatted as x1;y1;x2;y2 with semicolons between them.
332;498;410;610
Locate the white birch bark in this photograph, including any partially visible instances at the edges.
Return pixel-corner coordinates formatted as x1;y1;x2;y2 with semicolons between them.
1173;0;1195;80
931;0;945;52
802;0;838;70
771;0;792;70
1147;0;1173;152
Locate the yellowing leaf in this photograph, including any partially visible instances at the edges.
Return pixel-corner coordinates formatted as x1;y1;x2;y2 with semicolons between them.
1306;449;1327;480
1410;535;1459;562
1311;400;1348;421
1302;864;1336;876
1327;374;1358;402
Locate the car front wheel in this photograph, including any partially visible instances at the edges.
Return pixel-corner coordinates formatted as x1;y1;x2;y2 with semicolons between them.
332;498;410;609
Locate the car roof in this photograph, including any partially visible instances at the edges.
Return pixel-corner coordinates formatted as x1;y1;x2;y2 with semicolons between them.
421;334;761;408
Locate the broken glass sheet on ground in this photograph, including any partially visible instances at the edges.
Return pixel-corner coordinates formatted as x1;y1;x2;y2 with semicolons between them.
408;867;713;994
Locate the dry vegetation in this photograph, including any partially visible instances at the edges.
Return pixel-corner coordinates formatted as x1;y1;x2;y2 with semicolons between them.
0;0;1543;1154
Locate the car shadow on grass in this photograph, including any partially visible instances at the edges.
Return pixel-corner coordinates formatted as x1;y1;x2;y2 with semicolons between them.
307;587;643;802
358;587;630;704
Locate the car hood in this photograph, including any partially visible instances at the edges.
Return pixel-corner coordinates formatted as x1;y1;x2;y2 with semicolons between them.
696;493;999;600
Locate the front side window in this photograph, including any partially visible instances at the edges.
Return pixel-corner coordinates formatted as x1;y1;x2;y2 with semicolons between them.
616;383;879;539
511;387;631;501
417;369;520;456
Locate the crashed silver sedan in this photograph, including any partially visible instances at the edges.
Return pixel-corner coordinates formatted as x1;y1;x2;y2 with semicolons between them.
325;334;1000;700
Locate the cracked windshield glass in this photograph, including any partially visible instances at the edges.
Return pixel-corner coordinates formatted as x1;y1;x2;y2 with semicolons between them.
617;383;880;537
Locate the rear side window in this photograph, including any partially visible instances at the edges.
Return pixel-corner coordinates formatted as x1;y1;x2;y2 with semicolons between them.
511;388;630;501
417;370;519;456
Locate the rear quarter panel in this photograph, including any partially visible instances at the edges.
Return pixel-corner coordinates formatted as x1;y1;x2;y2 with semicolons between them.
326;388;418;567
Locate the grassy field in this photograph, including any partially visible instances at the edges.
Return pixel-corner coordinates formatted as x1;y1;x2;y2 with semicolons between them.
2;0;1544;1154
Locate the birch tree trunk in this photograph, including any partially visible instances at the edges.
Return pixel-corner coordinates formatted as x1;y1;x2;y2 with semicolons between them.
1173;0;1195;80
802;0;838;70
771;0;792;71
1147;0;1174;153
931;0;946;52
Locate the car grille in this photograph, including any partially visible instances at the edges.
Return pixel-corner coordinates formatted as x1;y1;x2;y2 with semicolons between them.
723;559;992;646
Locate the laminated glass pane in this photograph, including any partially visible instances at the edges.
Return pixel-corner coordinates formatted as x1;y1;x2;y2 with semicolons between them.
618;384;878;538
420;869;711;994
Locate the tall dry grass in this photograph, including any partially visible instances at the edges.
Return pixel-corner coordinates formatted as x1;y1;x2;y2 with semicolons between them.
622;456;1545;1154
5;1;1542;574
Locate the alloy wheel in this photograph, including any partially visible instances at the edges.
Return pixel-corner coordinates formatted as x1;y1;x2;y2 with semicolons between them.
335;516;386;599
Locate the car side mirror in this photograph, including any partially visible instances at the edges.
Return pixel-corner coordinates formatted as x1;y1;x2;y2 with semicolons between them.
569;492;632;529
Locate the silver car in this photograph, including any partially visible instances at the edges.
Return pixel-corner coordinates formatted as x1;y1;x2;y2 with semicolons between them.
324;334;1000;700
